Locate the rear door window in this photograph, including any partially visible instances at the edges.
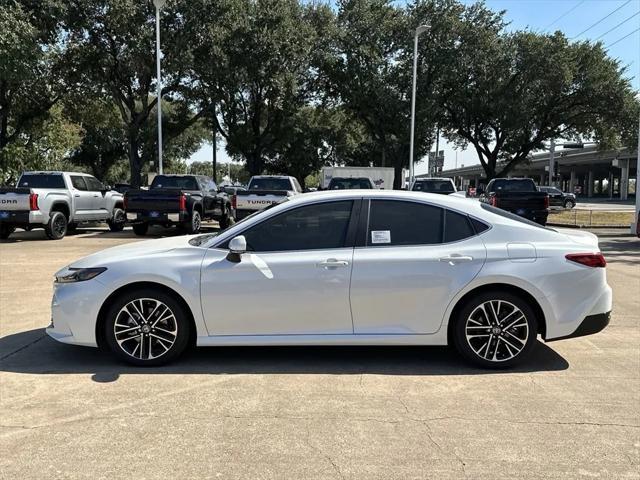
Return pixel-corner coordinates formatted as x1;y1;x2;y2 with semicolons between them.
367;200;443;246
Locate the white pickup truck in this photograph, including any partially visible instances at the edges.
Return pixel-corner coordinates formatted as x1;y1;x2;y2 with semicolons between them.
233;175;303;220
0;171;125;240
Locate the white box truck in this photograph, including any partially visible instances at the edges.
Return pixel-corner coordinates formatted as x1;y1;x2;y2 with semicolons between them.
320;167;398;190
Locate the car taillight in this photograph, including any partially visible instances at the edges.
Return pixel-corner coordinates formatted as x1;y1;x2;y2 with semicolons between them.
29;193;38;211
179;193;187;211
490;196;498;207
565;253;606;268
543;195;549;209
231;194;237;210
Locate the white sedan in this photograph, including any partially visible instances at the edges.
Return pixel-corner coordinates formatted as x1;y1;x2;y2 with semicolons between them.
47;190;612;368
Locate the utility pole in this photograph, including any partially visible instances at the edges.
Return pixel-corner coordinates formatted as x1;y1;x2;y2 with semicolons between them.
409;25;429;189
153;0;166;175
634;104;640;234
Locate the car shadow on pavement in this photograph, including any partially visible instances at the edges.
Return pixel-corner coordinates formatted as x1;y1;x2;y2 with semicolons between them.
0;329;569;383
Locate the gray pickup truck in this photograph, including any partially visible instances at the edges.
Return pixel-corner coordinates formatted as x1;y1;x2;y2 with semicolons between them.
0;171;125;240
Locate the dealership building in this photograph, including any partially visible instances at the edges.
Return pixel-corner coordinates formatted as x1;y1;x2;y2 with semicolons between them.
428;145;637;200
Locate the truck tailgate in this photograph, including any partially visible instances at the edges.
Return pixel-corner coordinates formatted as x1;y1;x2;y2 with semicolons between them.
235;190;289;210
0;188;31;211
125;189;183;212
495;192;547;210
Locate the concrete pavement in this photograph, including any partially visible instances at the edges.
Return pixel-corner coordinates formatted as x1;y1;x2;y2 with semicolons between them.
1;226;638;479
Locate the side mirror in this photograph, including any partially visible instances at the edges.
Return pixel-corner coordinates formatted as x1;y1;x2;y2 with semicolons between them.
226;235;246;263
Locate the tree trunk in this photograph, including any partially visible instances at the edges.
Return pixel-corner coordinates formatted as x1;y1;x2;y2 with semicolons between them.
393;164;403;190
246;151;263;177
128;133;143;187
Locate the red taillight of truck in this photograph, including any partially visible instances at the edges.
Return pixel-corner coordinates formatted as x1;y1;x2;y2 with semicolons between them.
29;193;39;211
179;193;187;211
231;194;237;210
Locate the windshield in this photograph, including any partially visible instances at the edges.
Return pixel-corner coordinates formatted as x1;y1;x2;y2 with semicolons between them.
151;175;198;190
328;178;372;189
412;180;455;193
188;198;290;247
249;178;292;191
491;179;536;192
18;174;66;189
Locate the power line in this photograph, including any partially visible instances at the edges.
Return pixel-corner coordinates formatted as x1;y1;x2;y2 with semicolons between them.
596;11;640;40
606;27;640;48
571;0;632;39
544;1;586;30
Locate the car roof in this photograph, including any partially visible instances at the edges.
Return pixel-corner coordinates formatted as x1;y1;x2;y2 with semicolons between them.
251;175;292;179
414;177;452;181
288;189;484;213
23;171;92;176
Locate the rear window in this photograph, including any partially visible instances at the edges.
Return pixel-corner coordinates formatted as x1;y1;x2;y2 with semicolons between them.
480;203;552;230
248;178;292;191
151;176;198;190
18;174;66;189
328;178;372;189
491;179;536;192
412;180;455;193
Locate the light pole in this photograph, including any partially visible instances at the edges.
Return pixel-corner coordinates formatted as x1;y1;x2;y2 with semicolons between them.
633;103;640;234
153;0;166;175
409;24;429;189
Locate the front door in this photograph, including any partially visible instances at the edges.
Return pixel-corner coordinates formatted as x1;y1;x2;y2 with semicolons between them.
350;199;487;335
200;200;358;336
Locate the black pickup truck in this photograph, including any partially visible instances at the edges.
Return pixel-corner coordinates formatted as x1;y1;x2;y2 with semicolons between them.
124;174;233;235
478;178;549;225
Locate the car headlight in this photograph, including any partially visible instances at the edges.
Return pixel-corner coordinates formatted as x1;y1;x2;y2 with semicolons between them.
55;267;107;283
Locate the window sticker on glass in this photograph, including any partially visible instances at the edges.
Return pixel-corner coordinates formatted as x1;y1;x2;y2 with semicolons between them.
371;230;391;244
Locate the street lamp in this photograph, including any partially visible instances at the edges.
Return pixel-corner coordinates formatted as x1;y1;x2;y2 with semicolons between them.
153;0;166;175
409;24;429;189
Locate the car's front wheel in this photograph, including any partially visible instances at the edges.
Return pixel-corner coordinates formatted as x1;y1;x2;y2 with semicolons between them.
452;291;538;368
564;199;575;209
104;288;191;366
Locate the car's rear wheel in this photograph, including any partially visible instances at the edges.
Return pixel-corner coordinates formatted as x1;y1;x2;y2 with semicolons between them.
108;208;126;232
44;211;68;240
185;210;201;234
452;291;538;368
104;288;191;366
132;223;149;236
0;224;15;239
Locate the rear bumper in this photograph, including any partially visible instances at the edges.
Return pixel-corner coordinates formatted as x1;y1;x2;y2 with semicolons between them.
126;212;182;224
0;210;46;227
546;311;611;342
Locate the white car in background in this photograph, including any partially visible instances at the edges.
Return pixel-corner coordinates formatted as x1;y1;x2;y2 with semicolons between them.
47;190;612;368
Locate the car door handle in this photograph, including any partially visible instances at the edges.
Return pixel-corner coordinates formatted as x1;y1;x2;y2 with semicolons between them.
74;194;80;197
317;259;349;269
439;254;473;265
93;195;99;197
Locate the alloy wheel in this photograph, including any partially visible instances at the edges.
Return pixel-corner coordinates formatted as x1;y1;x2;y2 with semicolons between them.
465;300;529;362
114;298;178;360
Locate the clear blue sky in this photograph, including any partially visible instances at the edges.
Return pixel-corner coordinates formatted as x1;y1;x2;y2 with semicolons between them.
189;0;640;172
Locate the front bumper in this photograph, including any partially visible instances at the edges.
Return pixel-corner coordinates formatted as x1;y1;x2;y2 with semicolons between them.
546;311;611;342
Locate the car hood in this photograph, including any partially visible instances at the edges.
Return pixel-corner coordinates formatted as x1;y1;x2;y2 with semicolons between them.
64;235;198;270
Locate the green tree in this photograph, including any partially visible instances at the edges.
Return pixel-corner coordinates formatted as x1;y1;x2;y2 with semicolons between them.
438;5;639;179
0;1;66;177
64;0;207;186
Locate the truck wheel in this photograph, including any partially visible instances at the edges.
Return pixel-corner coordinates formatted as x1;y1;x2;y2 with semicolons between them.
219;208;235;229
108;208;126;232
0;224;15;239
133;223;149;236
185;211;201;234
45;211;68;240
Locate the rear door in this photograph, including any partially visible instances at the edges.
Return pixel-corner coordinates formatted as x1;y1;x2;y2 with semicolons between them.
84;176;108;218
350;199;487;335
69;175;94;221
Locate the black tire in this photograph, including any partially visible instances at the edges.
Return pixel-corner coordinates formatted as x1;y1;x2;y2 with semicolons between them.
108;208;126;232
452;290;538;369
104;288;191;366
133;223;149;236
219;206;235;229
184;210;201;234
44;211;67;240
564;199;575;209
0;224;15;239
